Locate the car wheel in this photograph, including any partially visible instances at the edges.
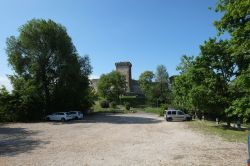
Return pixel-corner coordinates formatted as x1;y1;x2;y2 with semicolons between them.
75;117;78;120
61;118;65;122
46;117;50;121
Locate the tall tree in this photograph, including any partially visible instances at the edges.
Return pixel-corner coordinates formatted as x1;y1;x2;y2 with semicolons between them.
214;0;250;74
6;19;92;120
97;71;126;102
214;0;250;122
155;65;170;103
138;71;154;101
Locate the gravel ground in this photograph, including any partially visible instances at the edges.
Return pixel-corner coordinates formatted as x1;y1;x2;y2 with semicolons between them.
0;112;247;166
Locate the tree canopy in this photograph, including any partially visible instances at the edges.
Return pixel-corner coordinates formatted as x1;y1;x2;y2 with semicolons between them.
3;19;93;121
97;71;126;102
172;0;250;122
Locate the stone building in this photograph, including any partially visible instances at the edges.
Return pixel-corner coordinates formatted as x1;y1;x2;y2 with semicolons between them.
90;61;141;94
115;62;132;92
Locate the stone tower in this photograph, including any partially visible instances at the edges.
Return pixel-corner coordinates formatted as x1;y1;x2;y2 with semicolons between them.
115;62;132;92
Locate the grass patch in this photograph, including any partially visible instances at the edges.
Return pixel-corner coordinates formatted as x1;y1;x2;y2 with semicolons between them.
136;107;164;116
187;120;249;143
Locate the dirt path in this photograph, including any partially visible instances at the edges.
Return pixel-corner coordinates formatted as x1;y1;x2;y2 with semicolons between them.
0;112;247;166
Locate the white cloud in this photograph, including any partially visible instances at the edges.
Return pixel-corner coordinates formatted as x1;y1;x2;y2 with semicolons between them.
89;74;100;80
0;75;13;92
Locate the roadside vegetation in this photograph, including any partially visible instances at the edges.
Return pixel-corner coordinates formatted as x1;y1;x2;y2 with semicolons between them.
0;0;249;124
0;19;94;122
187;120;249;143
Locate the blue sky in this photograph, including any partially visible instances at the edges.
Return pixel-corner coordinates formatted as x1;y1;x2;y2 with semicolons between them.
0;0;223;90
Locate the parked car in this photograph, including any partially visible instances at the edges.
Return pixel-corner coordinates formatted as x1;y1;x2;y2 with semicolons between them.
164;109;192;121
46;112;72;122
69;111;83;120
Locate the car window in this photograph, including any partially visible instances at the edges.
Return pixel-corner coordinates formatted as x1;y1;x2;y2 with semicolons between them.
167;111;171;115
177;111;184;115
172;111;176;115
58;113;64;115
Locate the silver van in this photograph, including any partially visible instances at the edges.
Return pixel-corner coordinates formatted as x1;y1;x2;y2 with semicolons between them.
164;110;192;121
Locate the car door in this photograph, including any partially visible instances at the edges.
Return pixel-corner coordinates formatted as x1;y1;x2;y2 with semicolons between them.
53;113;58;120
177;110;185;121
51;113;57;120
58;113;64;120
171;110;177;120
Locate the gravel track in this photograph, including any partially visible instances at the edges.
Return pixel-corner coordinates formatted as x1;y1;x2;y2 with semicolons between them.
0;112;247;166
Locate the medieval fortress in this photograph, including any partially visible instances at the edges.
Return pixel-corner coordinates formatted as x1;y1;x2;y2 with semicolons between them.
91;62;141;94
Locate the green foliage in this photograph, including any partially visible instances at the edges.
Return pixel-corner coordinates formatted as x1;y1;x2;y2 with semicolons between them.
172;0;250;122
97;71;126;102
120;95;145;107
176;55;195;74
173;40;236;120
110;101;117;109
138;71;154;98
3;19;93;121
124;102;130;110
226;66;250;122
138;66;171;106
0;87;16;121
160;103;168;110
100;100;109;108
155;65;170;104
187;120;248;143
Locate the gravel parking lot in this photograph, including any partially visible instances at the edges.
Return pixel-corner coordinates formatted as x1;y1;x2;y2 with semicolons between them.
0;112;247;166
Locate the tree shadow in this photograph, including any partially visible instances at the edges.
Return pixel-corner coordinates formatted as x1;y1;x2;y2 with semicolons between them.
0;126;49;156
54;112;162;125
213;124;248;132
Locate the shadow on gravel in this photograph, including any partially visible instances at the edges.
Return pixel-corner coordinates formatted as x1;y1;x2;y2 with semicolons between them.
55;113;162;125
0;127;49;156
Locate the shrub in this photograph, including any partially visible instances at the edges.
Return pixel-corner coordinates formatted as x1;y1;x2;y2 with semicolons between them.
160;103;168;110
100;100;109;108
159;109;165;116
124;102;131;110
159;104;168;116
120;95;145;107
110;101;117;109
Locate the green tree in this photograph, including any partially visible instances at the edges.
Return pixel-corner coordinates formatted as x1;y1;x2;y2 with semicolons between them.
176;55;195;74
138;71;154;102
5;19;92;120
172;0;250;122
97;71;126;102
214;0;250;72
214;0;250;122
155;65;170;103
226;66;250;122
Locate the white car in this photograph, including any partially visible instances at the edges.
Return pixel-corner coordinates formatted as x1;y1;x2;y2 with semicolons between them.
164;110;192;121
46;112;72;121
69;111;83;120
